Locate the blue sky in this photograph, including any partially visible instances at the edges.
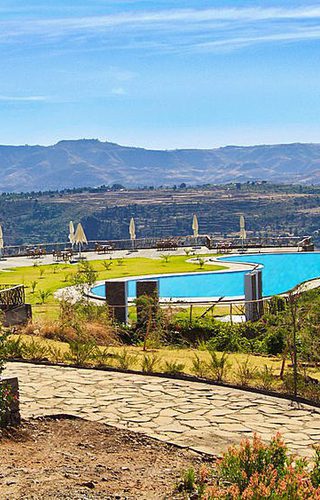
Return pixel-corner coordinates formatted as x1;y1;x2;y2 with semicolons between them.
1;0;320;148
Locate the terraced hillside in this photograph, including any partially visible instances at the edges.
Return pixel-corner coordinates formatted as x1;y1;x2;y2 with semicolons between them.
1;184;319;245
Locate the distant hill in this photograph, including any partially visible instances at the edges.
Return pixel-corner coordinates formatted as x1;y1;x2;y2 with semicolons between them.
1;139;320;191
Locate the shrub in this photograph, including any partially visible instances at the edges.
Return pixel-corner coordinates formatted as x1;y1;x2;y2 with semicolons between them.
179;436;320;498
48;344;64;364
30;280;38;294
23;337;50;361
93;347;114;367
162;360;185;375
195;257;205;269
183;468;196;492
21;301;119;346
37;289;51;304
0;331;7;373
207;350;230;382
141;353;159;373
65;337;97;366
282;371;320;402
102;260;113;271
160;254;171;263
258;365;275;391
235;357;258;387
262;327;286;355
115;348;136;370
0;382;18;427
268;295;287;315
191;354;209;378
4;335;26;359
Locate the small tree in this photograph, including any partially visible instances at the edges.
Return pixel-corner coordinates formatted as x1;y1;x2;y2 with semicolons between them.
70;261;97;297
37;290;52;304
196;257;205;269
160;254;171;264
102;260;113;271
30;280;38;294
135;293;163;351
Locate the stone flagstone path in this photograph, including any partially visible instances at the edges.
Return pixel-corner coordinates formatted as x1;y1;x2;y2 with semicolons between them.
4;362;320;457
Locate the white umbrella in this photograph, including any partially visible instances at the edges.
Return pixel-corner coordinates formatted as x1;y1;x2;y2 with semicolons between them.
240;215;247;246
68;221;75;248
0;225;4;258
129;217;136;250
192;214;199;238
74;223;88;258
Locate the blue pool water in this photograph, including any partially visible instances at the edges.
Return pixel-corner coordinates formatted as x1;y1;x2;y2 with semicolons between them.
90;252;320;300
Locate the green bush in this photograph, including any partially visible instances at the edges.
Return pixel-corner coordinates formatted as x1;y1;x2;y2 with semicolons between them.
0;331;7;374
115;348;136;370
167;317;266;352
262;327;286;355
141;353;159;373
207;350;230;382
4;336;26;360
65;337;97;366
162;360;185;375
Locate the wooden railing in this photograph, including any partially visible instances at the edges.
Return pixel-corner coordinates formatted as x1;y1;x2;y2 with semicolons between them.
0;284;25;309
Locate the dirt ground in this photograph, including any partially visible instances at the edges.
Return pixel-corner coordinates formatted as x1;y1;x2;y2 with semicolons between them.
0;417;214;499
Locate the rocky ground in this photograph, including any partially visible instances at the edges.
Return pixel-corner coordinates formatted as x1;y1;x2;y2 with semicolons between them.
0;417;213;499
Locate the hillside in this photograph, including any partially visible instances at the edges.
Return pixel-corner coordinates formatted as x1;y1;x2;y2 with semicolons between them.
1;184;320;246
1;140;320;191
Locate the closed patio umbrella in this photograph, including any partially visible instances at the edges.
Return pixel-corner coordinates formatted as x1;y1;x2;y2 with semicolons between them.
129;217;136;250
192;214;199;238
0;225;4;258
68;221;75;249
240;215;246;248
74;223;88;258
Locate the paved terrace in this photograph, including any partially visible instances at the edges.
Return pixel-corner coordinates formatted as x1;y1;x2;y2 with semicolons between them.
0;246;299;272
4;362;320;458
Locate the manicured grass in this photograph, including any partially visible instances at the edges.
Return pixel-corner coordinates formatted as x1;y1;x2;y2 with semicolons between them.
0;254;226;319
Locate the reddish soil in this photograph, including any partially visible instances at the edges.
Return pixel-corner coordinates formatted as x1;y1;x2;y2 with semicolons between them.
0;417;213;499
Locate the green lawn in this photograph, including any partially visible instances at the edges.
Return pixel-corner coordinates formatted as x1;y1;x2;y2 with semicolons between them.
0;254;226;319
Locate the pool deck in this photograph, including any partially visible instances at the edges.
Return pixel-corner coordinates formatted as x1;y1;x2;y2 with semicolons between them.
0;245;300;271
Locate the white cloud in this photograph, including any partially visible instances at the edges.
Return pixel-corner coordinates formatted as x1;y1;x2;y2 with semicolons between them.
0;95;47;102
1;5;320;53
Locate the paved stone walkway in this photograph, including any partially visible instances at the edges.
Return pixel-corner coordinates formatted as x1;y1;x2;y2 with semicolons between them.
4;362;320;457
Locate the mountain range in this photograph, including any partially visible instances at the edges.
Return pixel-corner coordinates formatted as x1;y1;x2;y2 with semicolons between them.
1;139;320;191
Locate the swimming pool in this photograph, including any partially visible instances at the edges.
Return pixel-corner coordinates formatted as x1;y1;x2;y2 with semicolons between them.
90;252;320;301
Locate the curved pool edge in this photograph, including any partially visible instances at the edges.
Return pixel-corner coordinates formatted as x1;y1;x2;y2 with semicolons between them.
88;251;320;304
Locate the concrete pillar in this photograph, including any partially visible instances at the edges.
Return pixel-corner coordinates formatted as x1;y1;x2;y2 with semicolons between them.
105;280;128;324
136;280;159;328
245;270;263;322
